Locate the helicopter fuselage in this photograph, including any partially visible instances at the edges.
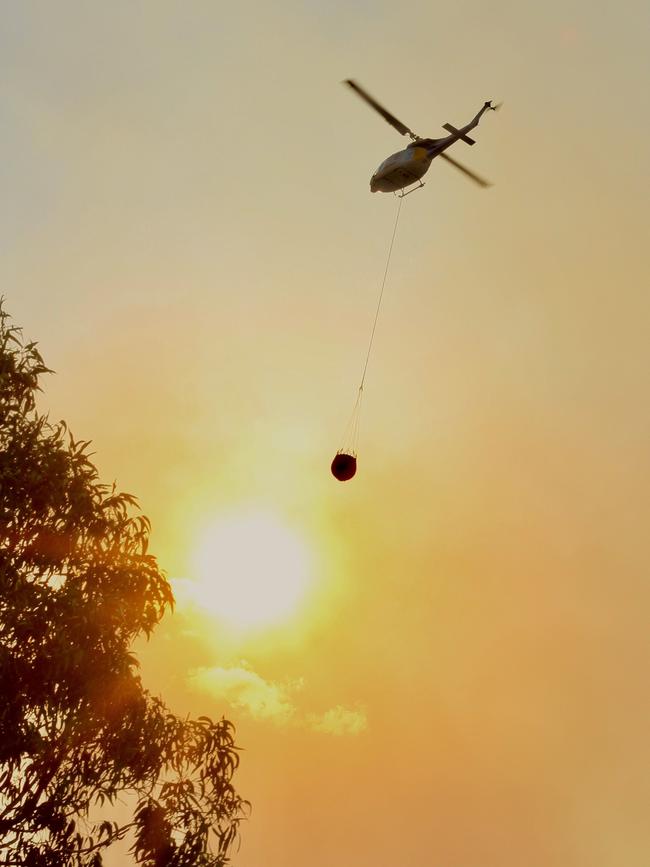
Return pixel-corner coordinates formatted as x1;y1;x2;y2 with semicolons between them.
370;143;436;193
370;134;466;193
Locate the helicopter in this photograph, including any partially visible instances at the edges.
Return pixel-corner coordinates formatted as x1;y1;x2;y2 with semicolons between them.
345;79;498;195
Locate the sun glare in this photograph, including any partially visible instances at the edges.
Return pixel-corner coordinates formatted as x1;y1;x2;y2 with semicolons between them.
190;511;312;630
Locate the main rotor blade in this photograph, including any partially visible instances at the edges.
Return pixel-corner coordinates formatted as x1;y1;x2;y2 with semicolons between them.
438;152;492;188
345;79;418;139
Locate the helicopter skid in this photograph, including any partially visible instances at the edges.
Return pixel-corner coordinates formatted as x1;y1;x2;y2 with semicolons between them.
396;180;425;198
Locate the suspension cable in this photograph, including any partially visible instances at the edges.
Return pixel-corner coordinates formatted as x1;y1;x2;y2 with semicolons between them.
337;195;404;458
359;195;403;391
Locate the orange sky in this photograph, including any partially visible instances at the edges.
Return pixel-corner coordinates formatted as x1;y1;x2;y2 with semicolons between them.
3;2;650;865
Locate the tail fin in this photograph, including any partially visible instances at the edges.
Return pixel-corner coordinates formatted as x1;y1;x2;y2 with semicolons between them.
442;123;476;145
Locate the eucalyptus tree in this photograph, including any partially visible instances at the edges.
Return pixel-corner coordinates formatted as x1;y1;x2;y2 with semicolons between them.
0;304;246;866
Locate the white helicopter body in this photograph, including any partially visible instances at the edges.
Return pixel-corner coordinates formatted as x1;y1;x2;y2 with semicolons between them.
370;145;433;193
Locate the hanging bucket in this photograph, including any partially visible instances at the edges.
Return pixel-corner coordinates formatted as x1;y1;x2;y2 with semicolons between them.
331;451;357;482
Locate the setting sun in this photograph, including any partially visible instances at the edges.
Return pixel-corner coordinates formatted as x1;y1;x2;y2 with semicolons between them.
189;511;312;630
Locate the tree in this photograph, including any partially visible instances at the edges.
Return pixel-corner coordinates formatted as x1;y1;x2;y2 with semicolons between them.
0;303;247;866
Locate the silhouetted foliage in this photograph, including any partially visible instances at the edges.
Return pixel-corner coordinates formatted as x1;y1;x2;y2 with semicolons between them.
0;304;247;866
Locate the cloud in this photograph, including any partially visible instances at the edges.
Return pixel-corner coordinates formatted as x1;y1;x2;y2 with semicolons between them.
189;664;367;736
308;705;368;736
190;665;297;724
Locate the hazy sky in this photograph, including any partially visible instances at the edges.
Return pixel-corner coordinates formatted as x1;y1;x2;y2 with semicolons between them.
2;2;650;865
